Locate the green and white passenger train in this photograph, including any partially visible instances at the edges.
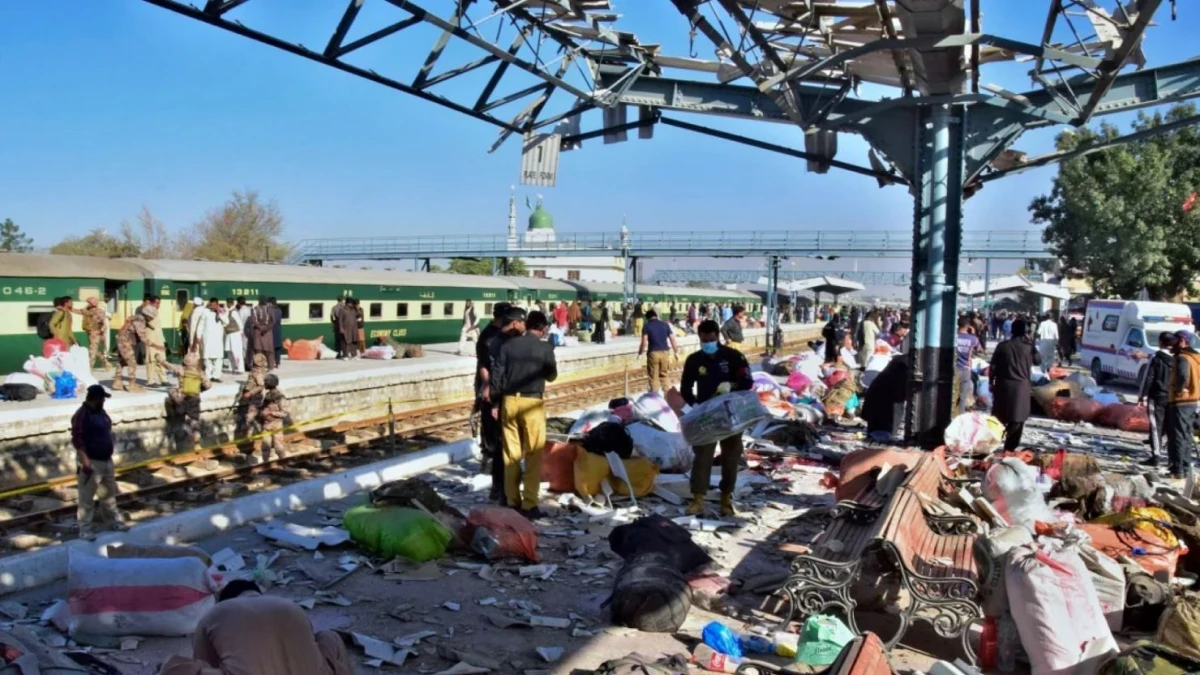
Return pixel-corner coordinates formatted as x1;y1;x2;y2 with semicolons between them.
0;253;761;374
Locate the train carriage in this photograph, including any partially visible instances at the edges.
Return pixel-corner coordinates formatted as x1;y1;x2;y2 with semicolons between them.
501;276;577;308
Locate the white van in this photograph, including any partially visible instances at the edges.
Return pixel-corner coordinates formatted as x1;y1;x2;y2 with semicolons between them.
1080;300;1195;383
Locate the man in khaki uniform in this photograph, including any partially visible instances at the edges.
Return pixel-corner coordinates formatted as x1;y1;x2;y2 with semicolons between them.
258;373;289;463
237;354;268;459
160;580;353;675
140;296;168;387
80;297;108;370
166;353;211;450
115;306;163;392
71;385;125;538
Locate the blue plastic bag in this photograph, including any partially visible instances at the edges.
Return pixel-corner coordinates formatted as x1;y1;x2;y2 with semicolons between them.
845;392;860;413
52;372;77;400
702;621;744;658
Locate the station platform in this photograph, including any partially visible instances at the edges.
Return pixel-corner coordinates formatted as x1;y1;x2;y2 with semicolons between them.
0;323;821;493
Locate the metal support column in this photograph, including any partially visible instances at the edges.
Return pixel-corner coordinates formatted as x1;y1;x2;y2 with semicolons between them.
766;255;780;352
983;258;992;312
907;104;965;447
491;258;498;276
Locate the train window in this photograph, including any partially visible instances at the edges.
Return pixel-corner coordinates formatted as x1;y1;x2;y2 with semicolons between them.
369;302;382;319
26;306;54;330
278;303;290;320
175;289;189;308
421;303;432;317
443;302;454;317
308;303;324;320
397;303;409;318
484;303;494;316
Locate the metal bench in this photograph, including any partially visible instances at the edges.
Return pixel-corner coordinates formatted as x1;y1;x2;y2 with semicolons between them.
833;450;979;535
779;486;982;663
825;632;894;675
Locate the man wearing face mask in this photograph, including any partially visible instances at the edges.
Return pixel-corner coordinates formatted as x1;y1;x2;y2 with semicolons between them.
679;320;754;517
492;309;558;518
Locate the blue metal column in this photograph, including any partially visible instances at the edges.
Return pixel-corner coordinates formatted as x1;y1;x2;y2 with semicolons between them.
766;255;780;352
983;258;991;312
907;104;965;447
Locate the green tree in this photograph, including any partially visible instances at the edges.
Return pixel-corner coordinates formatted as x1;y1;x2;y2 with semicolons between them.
50;228;141;258
120;205;179;259
1031;103;1200;299
183;189;291;263
0;218;33;252
447;257;527;276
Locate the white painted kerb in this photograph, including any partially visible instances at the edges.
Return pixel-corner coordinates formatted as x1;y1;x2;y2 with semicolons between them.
0;439;478;594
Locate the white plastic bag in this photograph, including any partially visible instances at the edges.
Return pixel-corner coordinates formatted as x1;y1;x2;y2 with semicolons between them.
943;412;1004;455
317;343;338;360
361;345;396;360
983;458;1053;530
62;346;98;388
1078;543;1125;633
626;422;692;473
1005;542;1116;675
680;391;768;446
631;392;681;433
66;551;217;636
568;406;614;436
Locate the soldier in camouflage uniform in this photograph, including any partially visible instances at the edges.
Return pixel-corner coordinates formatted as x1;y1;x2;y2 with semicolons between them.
115;306;164;392
165;353;211;450
80;297;108;371
258;373;289;463
237;353;268;460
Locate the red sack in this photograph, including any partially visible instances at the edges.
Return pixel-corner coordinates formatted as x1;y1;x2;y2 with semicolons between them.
42;338;67;357
540;441;578;493
466;507;539;562
1093;403;1151;433
1047;397;1103;423
824;369;849;388
285;336;324;361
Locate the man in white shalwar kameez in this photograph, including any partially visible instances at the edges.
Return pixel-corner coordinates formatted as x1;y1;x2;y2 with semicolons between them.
224;298;246;375
194;298;228;382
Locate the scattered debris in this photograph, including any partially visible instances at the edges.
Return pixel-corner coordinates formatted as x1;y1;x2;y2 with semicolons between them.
443;601;461;612
255;520;350;550
347;631;410;667
536;647;564;663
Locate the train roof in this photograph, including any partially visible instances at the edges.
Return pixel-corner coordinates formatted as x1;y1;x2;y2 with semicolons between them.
0;252;146;281
499;276;577;292
130;259;517;289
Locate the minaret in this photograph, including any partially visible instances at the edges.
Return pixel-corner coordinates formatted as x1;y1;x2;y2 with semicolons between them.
507;186;517;249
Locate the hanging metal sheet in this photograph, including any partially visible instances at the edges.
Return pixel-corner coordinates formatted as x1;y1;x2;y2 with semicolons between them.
520;132;561;187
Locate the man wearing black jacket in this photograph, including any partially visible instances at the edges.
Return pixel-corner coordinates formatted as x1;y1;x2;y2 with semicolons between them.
475;302;511;503
493;310;558;517
1138;331;1177;468
680;320;753;517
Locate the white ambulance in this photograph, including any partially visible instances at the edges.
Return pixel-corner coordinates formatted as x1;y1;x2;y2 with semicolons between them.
1080;300;1195;383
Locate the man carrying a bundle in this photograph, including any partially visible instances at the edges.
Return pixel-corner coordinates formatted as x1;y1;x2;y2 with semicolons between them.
679;320;753;517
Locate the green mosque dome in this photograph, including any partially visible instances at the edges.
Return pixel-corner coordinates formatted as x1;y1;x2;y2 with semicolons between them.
528;204;555;231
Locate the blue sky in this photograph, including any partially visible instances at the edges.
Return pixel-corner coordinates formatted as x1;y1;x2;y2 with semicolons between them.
0;0;1195;287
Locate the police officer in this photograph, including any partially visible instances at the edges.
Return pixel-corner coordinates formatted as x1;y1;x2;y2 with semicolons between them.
476;302;511;503
680;319;753;517
493;309;557;518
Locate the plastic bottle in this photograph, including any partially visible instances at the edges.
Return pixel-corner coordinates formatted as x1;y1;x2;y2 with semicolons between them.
978;617;997;670
692;643;741;673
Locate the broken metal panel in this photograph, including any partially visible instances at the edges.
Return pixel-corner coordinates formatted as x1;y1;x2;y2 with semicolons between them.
520;133;562;187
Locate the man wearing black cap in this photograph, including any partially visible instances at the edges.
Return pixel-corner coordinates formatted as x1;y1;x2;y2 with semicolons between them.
476;302;512;502
493;309;557;517
71;384;124;538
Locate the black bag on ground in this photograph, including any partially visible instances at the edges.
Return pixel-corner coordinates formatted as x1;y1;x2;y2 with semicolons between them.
609;514;711;574
607;552;692;633
0;384;38;402
35;312;53;340
583;421;633;459
595;653;689;675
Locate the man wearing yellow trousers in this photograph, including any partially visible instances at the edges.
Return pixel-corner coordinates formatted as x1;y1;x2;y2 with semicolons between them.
638;309;679;394
494;309;558;519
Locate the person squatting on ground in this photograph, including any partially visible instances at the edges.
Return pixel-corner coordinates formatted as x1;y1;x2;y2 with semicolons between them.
81;296;108;371
680;319;753;517
165;353;211;450
72;384;125;538
160;579;353;675
493;308;558;518
258;373;289;464
476;302;512;504
115;305;164;392
236;354;269;461
638;309;679;395
1138;331;1177;468
1167;331;1200;482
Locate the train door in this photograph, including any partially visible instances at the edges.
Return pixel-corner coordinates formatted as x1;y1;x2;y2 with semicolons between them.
172;284;201;353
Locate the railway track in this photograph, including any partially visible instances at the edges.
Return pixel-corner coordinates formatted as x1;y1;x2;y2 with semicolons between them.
0;338;811;552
